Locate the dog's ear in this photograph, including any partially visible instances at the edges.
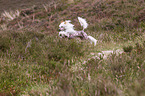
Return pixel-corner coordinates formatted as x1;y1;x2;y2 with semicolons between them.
61;20;64;23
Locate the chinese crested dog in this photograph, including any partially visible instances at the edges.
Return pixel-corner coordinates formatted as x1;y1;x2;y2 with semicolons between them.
59;17;97;46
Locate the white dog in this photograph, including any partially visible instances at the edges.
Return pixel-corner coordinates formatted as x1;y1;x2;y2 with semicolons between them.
59;17;97;46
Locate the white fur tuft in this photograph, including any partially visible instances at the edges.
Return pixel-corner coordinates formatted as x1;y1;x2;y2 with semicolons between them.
59;20;76;34
78;17;88;30
65;20;71;23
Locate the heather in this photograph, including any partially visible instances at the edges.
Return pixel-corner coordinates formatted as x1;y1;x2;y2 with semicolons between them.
0;0;145;95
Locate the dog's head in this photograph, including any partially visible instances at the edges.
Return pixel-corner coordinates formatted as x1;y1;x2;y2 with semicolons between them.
59;20;74;31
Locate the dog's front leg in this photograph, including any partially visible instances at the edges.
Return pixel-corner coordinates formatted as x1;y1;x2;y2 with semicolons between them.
68;35;75;39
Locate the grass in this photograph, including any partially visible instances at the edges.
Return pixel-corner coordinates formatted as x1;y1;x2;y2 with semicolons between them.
2;10;20;21
0;0;145;95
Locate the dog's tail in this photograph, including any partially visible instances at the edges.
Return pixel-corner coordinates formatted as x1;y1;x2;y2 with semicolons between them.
78;17;88;31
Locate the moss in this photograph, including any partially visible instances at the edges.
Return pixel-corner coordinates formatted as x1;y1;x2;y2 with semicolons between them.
123;45;133;53
0;36;10;52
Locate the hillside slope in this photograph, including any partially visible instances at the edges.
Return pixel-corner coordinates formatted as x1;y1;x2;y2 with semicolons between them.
0;0;145;95
0;0;55;13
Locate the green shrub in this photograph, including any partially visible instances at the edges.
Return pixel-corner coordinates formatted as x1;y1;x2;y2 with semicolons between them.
123;45;133;52
45;37;86;61
127;80;145;96
0;36;10;52
0;0;145;95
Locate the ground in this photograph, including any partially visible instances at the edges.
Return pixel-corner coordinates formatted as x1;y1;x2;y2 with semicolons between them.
0;0;145;95
0;0;53;13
